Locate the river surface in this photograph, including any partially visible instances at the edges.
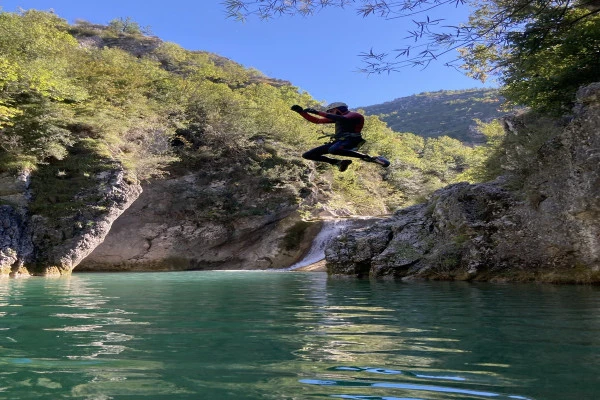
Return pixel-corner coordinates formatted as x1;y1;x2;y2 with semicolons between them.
0;272;598;400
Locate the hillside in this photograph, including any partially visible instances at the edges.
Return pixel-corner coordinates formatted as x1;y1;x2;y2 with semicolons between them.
0;10;483;275
360;89;506;144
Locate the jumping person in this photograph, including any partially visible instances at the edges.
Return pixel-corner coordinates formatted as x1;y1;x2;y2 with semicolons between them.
291;102;390;172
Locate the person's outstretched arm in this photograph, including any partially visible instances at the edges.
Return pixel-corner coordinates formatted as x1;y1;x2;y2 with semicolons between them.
291;105;335;124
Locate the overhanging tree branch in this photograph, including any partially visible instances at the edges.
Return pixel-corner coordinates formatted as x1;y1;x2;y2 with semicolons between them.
223;0;599;79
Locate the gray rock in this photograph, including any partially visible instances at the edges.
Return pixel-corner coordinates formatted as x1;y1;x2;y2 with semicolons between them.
326;83;600;283
78;172;319;272
29;169;142;275
0;166;141;276
0;206;29;276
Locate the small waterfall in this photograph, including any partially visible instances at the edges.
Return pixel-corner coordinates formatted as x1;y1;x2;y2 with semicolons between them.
285;219;352;271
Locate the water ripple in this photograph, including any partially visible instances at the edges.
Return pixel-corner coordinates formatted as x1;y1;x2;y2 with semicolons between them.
301;377;533;399
1;272;598;399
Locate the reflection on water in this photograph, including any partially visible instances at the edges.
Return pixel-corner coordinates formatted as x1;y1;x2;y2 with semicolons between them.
301;378;532;399
0;272;599;399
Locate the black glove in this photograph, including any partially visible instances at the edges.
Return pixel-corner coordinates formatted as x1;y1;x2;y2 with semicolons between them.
304;108;319;114
291;104;303;113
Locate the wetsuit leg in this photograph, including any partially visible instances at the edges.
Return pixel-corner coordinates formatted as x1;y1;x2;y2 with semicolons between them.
328;139;371;160
302;144;340;165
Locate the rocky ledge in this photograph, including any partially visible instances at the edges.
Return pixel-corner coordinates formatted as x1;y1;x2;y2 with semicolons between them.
326;83;600;283
0;166;141;277
76;171;321;272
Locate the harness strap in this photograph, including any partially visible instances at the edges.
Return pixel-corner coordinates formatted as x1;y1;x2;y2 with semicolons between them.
334;132;363;140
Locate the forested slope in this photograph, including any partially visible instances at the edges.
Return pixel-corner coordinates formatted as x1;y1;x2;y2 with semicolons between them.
361;89;505;144
0;11;485;215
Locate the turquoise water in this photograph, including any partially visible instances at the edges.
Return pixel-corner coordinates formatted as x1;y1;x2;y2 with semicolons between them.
0;272;599;400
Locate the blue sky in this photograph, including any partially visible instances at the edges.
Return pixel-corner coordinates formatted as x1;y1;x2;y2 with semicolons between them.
1;0;497;107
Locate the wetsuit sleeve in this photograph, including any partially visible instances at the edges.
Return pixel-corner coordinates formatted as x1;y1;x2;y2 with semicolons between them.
298;111;335;124
317;111;359;122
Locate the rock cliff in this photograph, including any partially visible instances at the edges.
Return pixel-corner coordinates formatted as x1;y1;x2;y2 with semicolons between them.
28;168;142;275
77;170;322;272
0;164;141;277
326;83;600;283
0;136;329;276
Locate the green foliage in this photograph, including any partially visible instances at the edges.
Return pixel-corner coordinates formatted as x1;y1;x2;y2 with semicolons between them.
0;94;74;169
0;10;179;182
458;119;506;182
0;10;84;128
501;9;600;114
422;136;474;182
460;114;562;185
0;9;85;169
107;17;151;36
463;1;600;114
330;115;480;211
28;139;118;219
330;167;389;215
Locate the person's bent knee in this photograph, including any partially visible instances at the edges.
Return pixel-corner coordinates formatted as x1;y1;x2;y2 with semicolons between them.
302;151;315;160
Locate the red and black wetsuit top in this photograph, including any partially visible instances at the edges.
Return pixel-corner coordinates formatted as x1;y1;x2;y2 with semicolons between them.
298;110;364;138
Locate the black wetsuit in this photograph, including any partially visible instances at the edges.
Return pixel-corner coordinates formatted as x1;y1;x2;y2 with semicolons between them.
298;110;369;165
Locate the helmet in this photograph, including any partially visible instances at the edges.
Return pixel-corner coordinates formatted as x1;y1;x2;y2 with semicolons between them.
325;102;348;111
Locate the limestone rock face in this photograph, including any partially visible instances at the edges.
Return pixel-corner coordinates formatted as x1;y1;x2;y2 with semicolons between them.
0;167;141;277
78;173;320;271
0;205;30;277
29;169;142;275
327;83;600;283
0;172;33;277
0;171;30;208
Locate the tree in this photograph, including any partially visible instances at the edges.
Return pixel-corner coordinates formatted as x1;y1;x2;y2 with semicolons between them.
108;17;152;35
224;0;600;112
0;10;84;128
497;7;600;114
0;94;74;170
